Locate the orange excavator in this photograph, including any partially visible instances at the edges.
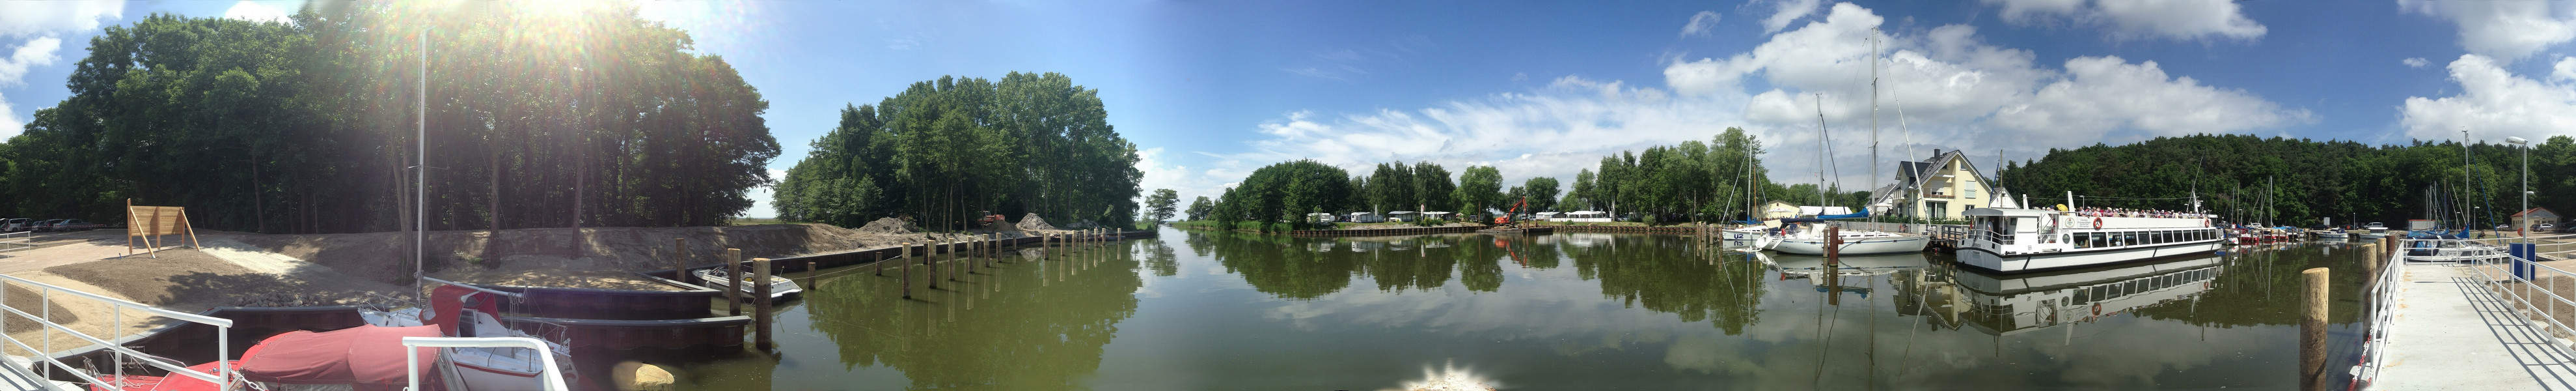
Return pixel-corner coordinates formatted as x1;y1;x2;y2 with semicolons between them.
1492;196;1527;227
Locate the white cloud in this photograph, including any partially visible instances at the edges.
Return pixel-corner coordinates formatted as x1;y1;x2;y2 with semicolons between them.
1192;3;2306;195
2398;0;2576;62
223;1;293;24
2557;57;2576;82
1757;0;1824;34
0;0;122;38
0;93;20;139
2399;54;2576;141
2403;57;2430;68
1680;10;1724;37
1990;56;2312;145
0;36;62;87
1982;0;2266;42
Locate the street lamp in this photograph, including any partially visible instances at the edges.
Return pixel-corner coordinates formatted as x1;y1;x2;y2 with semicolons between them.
2509;136;2530;243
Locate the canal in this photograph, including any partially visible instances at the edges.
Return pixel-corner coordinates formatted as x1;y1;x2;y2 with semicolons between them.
663;227;2374;390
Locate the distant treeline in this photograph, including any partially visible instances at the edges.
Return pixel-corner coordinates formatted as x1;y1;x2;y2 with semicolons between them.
770;73;1145;232
1995;134;2576;227
0;3;778;233
1197;128;1802;231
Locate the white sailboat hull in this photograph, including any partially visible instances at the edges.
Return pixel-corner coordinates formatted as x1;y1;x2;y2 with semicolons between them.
1769;234;1928;255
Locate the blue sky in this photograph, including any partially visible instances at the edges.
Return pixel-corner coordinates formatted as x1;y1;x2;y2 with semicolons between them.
6;1;2576;218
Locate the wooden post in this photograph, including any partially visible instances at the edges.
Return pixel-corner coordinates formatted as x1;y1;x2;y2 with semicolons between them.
2301;267;2330;391
724;248;742;316
805;261;817;289
901;242;912;299
931;241;943;289
674;238;688;280
752;257;774;350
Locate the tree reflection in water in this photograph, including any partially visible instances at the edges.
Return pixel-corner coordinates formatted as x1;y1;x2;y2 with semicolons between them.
796;240;1145;390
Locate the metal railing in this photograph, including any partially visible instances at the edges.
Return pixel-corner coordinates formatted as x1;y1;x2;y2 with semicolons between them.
0;231;28;253
2454;237;2576;340
0;273;236;390
1822;222;1964;235
2348;238;2407;389
403;336;569;391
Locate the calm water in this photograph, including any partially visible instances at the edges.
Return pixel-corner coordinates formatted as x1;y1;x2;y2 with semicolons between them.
663;227;2372;390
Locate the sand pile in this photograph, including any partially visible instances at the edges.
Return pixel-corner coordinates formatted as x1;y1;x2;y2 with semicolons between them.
1016;213;1057;231
858;218;915;235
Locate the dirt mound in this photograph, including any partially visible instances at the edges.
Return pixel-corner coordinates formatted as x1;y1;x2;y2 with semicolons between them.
43;248;405;308
858;218;915;235
1016;213;1058;231
1;284;76;333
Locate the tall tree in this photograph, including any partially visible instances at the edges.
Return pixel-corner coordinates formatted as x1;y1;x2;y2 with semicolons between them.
1455;166;1503;216
1144;188;1179;224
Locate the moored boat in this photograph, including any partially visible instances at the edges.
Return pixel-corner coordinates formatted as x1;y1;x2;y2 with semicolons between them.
694;268;805;299
1765;220;1930;255
1953;207;2227;273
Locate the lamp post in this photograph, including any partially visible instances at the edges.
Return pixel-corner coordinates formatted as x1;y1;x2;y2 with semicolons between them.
2509;136;2530;243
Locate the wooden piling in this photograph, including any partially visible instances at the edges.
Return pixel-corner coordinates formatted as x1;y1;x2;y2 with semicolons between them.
804;261;816;289
931;241;944;289
674;238;689;281
753;257;774;350
901;242;912;299
724;248;742;316
2300;267;2330;391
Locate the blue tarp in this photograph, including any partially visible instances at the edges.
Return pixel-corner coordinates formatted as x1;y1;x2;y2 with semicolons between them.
1816;210;1870;220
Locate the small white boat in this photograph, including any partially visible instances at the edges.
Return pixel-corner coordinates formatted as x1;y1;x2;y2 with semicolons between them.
1767;224;1929;255
1722;226;1770;241
2316;228;2350;240
2356;223;2391;240
696;268;804;299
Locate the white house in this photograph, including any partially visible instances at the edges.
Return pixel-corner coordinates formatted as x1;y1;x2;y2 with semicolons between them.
1868;149;1997;221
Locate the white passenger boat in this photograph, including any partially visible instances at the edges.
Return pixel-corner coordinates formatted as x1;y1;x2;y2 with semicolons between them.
696;268;805;299
1954;208;2228;273
1767;222;1930;255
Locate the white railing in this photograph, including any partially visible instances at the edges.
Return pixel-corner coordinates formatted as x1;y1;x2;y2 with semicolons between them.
403;336;569;391
2454;238;2576;340
2348;239;2407;389
1822;222;1964;235
0;273;236;390
0;231;28;253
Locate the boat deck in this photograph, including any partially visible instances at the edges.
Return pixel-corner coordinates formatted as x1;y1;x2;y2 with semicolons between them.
0;356;74;391
2374;263;2576;390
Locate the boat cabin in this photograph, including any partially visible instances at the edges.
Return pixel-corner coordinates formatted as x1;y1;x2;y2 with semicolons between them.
1962;207;2225;255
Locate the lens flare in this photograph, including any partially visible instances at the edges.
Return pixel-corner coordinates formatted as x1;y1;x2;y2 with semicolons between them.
1389;360;1498;391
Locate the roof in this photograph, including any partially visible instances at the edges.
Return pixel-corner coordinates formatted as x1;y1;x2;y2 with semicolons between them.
2512;207;2558;218
1869;150;1989;209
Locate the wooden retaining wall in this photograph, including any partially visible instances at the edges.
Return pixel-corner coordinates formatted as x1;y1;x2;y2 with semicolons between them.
507;315;754;353
655;228;1164;280
473;283;722;321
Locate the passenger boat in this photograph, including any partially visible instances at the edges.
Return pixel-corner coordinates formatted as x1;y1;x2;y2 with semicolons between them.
695;267;806;299
1953;207;2227;273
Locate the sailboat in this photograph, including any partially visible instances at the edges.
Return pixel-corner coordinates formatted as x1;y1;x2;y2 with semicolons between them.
1768;29;1931;256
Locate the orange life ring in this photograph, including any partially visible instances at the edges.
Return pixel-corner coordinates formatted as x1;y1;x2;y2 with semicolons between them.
2092;218;2105;230
2093;303;2102;315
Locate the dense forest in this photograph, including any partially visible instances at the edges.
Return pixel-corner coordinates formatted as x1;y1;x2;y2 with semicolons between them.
769;73;1145;231
1995;134;2576;228
0;3;778;233
1201;128;1788;231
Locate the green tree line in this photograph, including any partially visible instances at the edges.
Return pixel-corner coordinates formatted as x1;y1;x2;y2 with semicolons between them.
1198;127;1783;231
0;3;777;233
770;73;1144;231
1994;134;2576;228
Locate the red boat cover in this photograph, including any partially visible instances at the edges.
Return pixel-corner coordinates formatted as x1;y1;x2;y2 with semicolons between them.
236;325;441;386
426;285;502;336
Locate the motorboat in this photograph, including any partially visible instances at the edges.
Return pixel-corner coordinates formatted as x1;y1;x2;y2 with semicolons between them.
361;285;581;390
695;267;804;299
1953;207;2227;273
2316;228;2350;240
2357;223;2390;240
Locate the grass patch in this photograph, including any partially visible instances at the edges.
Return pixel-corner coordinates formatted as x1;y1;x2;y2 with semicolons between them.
728;217;784;225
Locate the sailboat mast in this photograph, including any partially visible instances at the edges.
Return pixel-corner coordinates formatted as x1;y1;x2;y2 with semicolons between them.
1814;93;1829;208
415;33;427;300
1869;28;1880;223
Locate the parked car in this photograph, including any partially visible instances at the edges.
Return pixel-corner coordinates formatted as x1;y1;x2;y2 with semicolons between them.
50;219;98;231
2560;224;2576;233
2497;224;2512;231
31;219;64;232
0;218;26;232
2540;224;2557;232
